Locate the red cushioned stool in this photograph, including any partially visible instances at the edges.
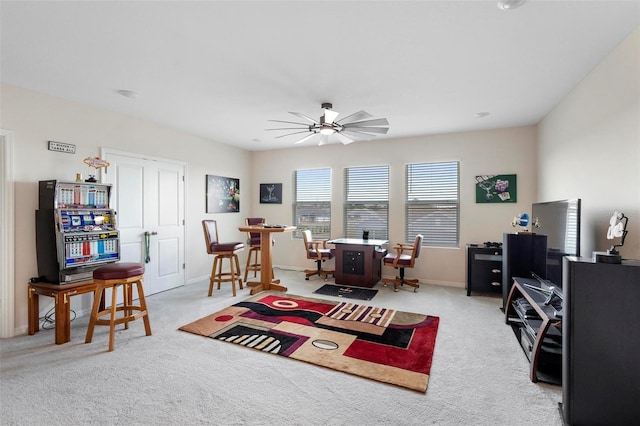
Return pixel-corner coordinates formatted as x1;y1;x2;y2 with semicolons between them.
85;262;152;352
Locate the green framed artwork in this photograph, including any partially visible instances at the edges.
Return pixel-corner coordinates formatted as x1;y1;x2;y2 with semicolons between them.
475;174;517;203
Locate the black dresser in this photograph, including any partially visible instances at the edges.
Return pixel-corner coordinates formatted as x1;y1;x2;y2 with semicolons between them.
466;244;503;296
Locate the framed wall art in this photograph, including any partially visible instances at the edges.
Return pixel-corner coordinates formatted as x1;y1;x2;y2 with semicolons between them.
259;183;282;204
475;174;517;203
206;175;240;213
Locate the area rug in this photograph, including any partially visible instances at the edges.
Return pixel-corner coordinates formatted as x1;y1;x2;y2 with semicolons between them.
179;291;439;392
313;283;378;301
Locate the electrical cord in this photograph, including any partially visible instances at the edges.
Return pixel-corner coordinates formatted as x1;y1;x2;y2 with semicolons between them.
40;306;77;330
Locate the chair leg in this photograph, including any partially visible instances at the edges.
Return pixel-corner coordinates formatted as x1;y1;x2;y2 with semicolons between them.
234;254;244;290
382;268;419;292
135;278;152;336
209;256;220;296
85;283;105;344
108;282;119;352
304;259;321;280
230;255;237;297
123;282;130;330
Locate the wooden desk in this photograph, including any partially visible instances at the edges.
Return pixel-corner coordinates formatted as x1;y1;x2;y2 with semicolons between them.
328;238;388;288
237;225;296;295
28;280;97;344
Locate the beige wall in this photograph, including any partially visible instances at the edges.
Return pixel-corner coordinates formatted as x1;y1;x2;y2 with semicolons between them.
249;127;538;288
538;26;639;259
1;84;251;333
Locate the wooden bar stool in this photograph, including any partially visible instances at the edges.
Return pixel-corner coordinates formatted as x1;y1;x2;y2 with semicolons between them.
85;262;152;352
202;220;245;297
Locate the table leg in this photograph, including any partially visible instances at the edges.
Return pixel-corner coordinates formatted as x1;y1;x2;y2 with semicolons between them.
54;292;71;344
28;287;39;335
248;230;287;295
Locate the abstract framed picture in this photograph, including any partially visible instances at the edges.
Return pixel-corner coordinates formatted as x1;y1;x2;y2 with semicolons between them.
259;183;282;204
475;174;517;203
206;175;240;213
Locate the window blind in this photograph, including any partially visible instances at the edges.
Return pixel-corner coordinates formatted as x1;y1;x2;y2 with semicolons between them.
344;165;389;239
406;161;459;247
293;168;331;238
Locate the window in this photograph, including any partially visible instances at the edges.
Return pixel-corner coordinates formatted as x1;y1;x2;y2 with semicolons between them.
406;162;459;247
293;168;331;238
344;165;389;239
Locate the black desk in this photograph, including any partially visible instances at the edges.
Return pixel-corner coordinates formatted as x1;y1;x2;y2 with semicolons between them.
328;238;387;288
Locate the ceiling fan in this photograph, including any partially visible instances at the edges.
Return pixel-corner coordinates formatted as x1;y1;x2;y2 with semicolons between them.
267;102;389;146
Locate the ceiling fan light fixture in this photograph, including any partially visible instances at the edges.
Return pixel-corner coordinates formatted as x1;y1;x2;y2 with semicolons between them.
269;102;389;146
320;126;336;135
497;0;526;11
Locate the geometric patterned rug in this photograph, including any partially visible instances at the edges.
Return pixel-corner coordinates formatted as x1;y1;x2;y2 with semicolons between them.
179;292;440;392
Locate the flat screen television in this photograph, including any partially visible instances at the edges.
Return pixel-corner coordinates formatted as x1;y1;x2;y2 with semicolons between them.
531;198;581;288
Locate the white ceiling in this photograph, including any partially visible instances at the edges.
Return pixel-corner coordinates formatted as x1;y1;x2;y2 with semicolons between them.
1;1;638;151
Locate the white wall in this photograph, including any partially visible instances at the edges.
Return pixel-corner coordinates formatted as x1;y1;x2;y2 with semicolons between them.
1;84;251;333
538;26;639;260
249;126;538;287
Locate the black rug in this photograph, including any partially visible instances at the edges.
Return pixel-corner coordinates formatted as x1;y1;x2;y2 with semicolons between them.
313;284;378;301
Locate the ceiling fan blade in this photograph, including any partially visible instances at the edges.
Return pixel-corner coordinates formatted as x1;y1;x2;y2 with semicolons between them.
336;133;355;145
324;109;340;124
335;110;372;124
341;129;377;139
266;127;309;131
274;130;313;139
290;112;319;125
318;134;330;146
342;126;389;134
342;118;389;127
268;119;311;126
294;133;317;145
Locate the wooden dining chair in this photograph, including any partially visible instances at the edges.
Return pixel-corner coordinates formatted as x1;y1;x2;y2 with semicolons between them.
202;220;244;297
302;229;334;280
382;234;423;292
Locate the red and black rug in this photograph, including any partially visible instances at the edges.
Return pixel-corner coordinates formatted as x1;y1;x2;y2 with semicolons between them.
179;291;440;392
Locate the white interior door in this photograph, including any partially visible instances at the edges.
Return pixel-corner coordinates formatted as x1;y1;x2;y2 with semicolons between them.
102;150;185;296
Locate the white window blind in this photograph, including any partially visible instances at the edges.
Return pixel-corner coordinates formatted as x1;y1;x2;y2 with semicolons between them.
344;165;389;239
406;162;459;247
293;168;331;238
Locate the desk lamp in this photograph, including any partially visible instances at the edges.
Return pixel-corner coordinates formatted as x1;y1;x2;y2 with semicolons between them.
596;211;629;264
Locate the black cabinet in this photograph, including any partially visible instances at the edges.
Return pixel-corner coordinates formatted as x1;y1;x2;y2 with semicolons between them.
502;233;547;309
561;257;640;425
466;245;502;296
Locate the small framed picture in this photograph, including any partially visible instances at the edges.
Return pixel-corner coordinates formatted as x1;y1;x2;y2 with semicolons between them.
260;183;282;204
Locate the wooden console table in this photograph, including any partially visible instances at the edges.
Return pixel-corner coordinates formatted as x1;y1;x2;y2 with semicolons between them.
28;280;97;344
237;224;295;295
